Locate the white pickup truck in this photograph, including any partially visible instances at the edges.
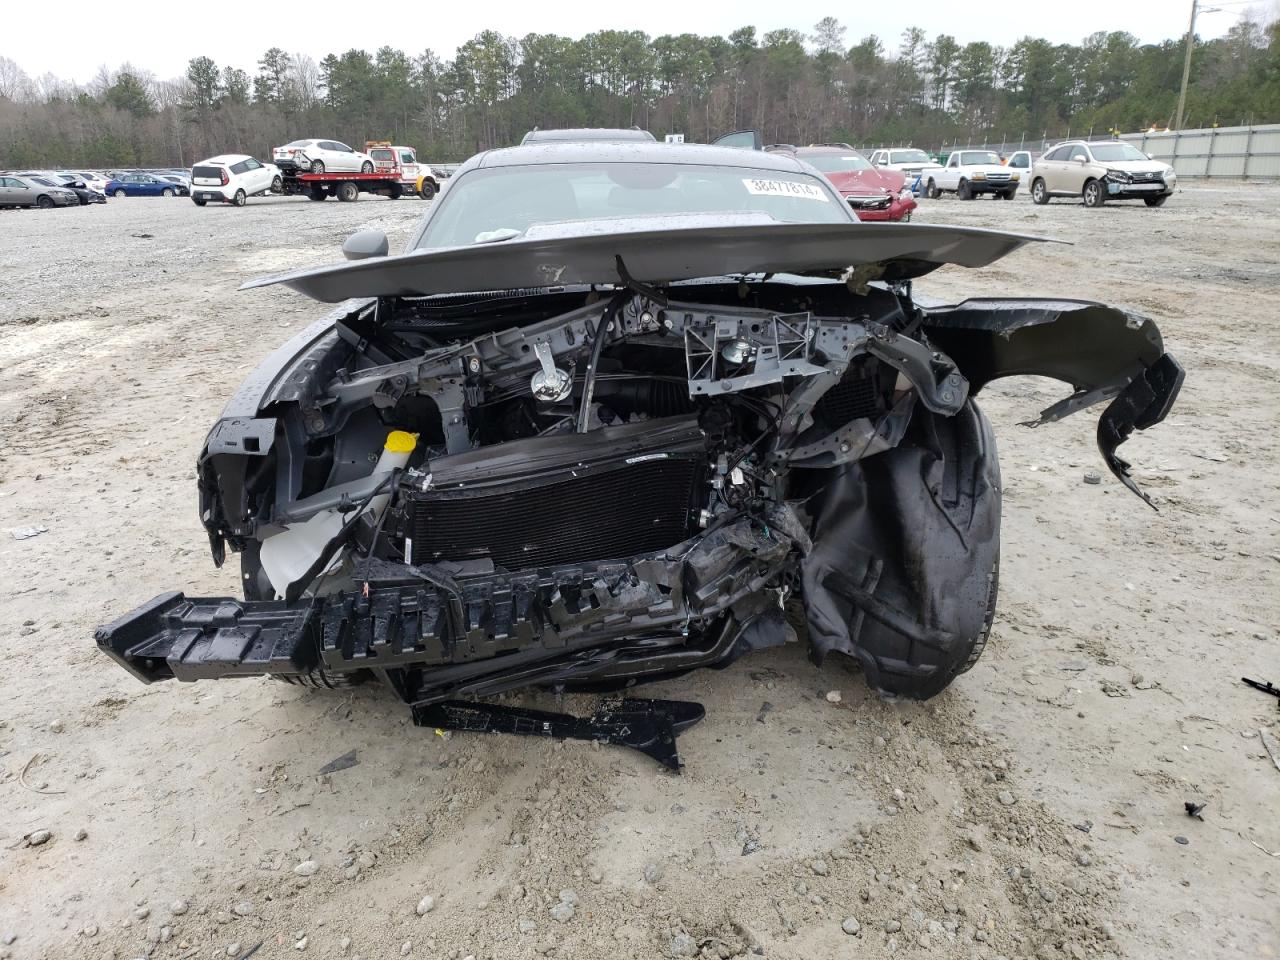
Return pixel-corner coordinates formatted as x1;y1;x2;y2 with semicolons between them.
926;149;1019;200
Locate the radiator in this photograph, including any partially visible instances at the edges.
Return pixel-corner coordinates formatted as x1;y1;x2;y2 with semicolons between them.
404;417;707;571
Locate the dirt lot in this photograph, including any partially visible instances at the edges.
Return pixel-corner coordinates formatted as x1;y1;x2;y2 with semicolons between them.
1;184;1277;960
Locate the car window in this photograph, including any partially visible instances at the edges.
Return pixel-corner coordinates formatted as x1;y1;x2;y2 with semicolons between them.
714;131;762;151
1008;154;1028;169
802;153;873;173
231;160;250;174
400;151;415;164
891;150;931;164
1070;147;1089;161
416;162;849;249
285;140;311;148
1088;143;1150;162
245;158;261;170
335;143;353;152
318;141;337;151
948;155;958;168
961;152;1001;166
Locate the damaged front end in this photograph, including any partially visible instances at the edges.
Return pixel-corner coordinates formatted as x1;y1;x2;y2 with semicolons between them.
98;221;1182;742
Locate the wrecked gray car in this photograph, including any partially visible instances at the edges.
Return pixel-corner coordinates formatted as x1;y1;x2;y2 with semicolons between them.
97;143;1181;758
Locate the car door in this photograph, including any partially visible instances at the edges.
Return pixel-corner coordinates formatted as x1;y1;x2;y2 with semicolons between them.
1035;147;1062;193
711;130;764;151
940;154;960;190
1064;145;1091;194
1007;151;1031;185
399;149;418;182
0;177;21;206
326;142;353;171
242;157;266;193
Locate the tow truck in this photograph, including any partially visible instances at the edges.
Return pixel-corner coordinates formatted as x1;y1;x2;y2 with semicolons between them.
276;140;439;202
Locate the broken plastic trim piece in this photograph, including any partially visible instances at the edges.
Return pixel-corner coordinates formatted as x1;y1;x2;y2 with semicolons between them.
1097;353;1184;510
411;698;706;771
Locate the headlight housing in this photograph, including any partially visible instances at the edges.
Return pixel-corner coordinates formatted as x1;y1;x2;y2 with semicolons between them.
972;172;986;180
1104;169;1132;183
1010;172;1020;181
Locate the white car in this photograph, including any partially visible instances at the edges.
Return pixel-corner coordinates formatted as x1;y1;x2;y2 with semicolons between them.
927;150;1019;200
868;147;944;192
272;139;375;175
190;155;283;207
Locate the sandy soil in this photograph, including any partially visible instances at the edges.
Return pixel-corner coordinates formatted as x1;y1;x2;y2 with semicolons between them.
0;184;1277;960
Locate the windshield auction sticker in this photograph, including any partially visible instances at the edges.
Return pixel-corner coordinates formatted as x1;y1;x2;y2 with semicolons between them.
742;178;830;201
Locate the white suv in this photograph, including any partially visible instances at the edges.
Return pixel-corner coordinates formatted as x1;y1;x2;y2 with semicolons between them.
190;155;282;207
272;139;375;174
927;150;1019;200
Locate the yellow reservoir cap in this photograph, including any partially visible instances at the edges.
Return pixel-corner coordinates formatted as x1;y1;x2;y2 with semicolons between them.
385;431;417;454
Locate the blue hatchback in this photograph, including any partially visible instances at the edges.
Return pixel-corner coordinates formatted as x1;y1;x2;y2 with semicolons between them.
105;173;187;197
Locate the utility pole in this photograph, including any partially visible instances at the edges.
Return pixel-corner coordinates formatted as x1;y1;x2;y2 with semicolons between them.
1175;0;1199;131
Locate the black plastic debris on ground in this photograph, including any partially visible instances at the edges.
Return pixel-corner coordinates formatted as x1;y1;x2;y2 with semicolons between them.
319;750;359;775
1241;676;1280;700
411;697;705;772
1184;800;1207;820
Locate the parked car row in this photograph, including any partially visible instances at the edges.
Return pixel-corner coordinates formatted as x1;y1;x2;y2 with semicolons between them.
0;172;106;208
876;140;1176;208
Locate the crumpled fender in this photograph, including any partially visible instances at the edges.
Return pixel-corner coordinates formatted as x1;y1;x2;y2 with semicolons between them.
922;298;1184;508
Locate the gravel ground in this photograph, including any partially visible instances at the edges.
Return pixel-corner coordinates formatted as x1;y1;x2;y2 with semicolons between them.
0;185;1277;960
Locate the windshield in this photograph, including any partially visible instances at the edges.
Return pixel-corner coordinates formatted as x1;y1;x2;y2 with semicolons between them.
1089;143;1150;162
415;162;849;249
803;154;873;173
284;140;312;148
962;152;1002;166
891;150;931;164
31;177;58;186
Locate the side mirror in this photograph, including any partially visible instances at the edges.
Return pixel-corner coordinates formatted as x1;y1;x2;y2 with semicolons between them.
1074;156;1086;165
1146;152;1155;160
342;230;389;261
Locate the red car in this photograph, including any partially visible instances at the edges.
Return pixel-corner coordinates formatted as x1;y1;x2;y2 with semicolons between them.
792;146;916;222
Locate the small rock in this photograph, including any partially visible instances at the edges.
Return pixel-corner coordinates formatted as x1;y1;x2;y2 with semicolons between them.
227;944;241;957
293;861;318;877
1082;471;1101;485
825;690;842;704
810;859;830;877
400;941;412;956
27;829;52;846
415;895;435;916
1076;852;1091;866
558;889;579;906
1039;887;1057;903
873;735;886;750
885;919;902;933
669;932;697;957
134;907;150;920
0;935;14;947
588;868;603;884
82;925;99;938
74;828;88;841
294;936;308;951
997;791;1017;806
159;928;172;943
841;917;861;935
549;902;574;923
233;901;253;917
340;936;352;952
1174;835;1189;845
519;919;538;934
643;862;664;884
169;900;189;916
49;719;65;733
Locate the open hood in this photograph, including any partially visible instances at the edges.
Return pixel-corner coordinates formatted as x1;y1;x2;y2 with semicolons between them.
241;214;1057;303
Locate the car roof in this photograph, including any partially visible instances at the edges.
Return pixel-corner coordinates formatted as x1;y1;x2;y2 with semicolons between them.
198;155;254;165
793;146;863;156
521;127;656;144
473;141;813;173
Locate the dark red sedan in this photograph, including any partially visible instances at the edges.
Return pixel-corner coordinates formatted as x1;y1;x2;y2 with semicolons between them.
793;146;916;222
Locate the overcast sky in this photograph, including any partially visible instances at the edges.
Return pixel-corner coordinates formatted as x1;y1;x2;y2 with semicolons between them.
10;0;1266;85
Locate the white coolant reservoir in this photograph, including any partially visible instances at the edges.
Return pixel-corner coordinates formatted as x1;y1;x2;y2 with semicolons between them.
260;430;418;598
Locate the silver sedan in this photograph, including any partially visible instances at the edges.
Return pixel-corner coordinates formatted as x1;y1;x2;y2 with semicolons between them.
0;175;80;208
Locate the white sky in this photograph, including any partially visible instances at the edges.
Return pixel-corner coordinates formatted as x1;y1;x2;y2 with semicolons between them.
8;0;1265;85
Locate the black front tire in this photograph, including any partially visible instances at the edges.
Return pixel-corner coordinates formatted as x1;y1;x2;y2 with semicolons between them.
311;160;325;174
193;198;207;207
1031;178;1049;204
1082;179;1105;207
337;181;359;202
162;187;175;197
802;400;1002;700
361;161;374;174
308;188;327;201
36;195;54;209
233;189;246;207
957;179;972;200
271;175;283;192
418;179;437;200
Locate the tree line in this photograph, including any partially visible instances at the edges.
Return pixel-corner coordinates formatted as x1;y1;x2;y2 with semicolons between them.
1;14;1278;169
